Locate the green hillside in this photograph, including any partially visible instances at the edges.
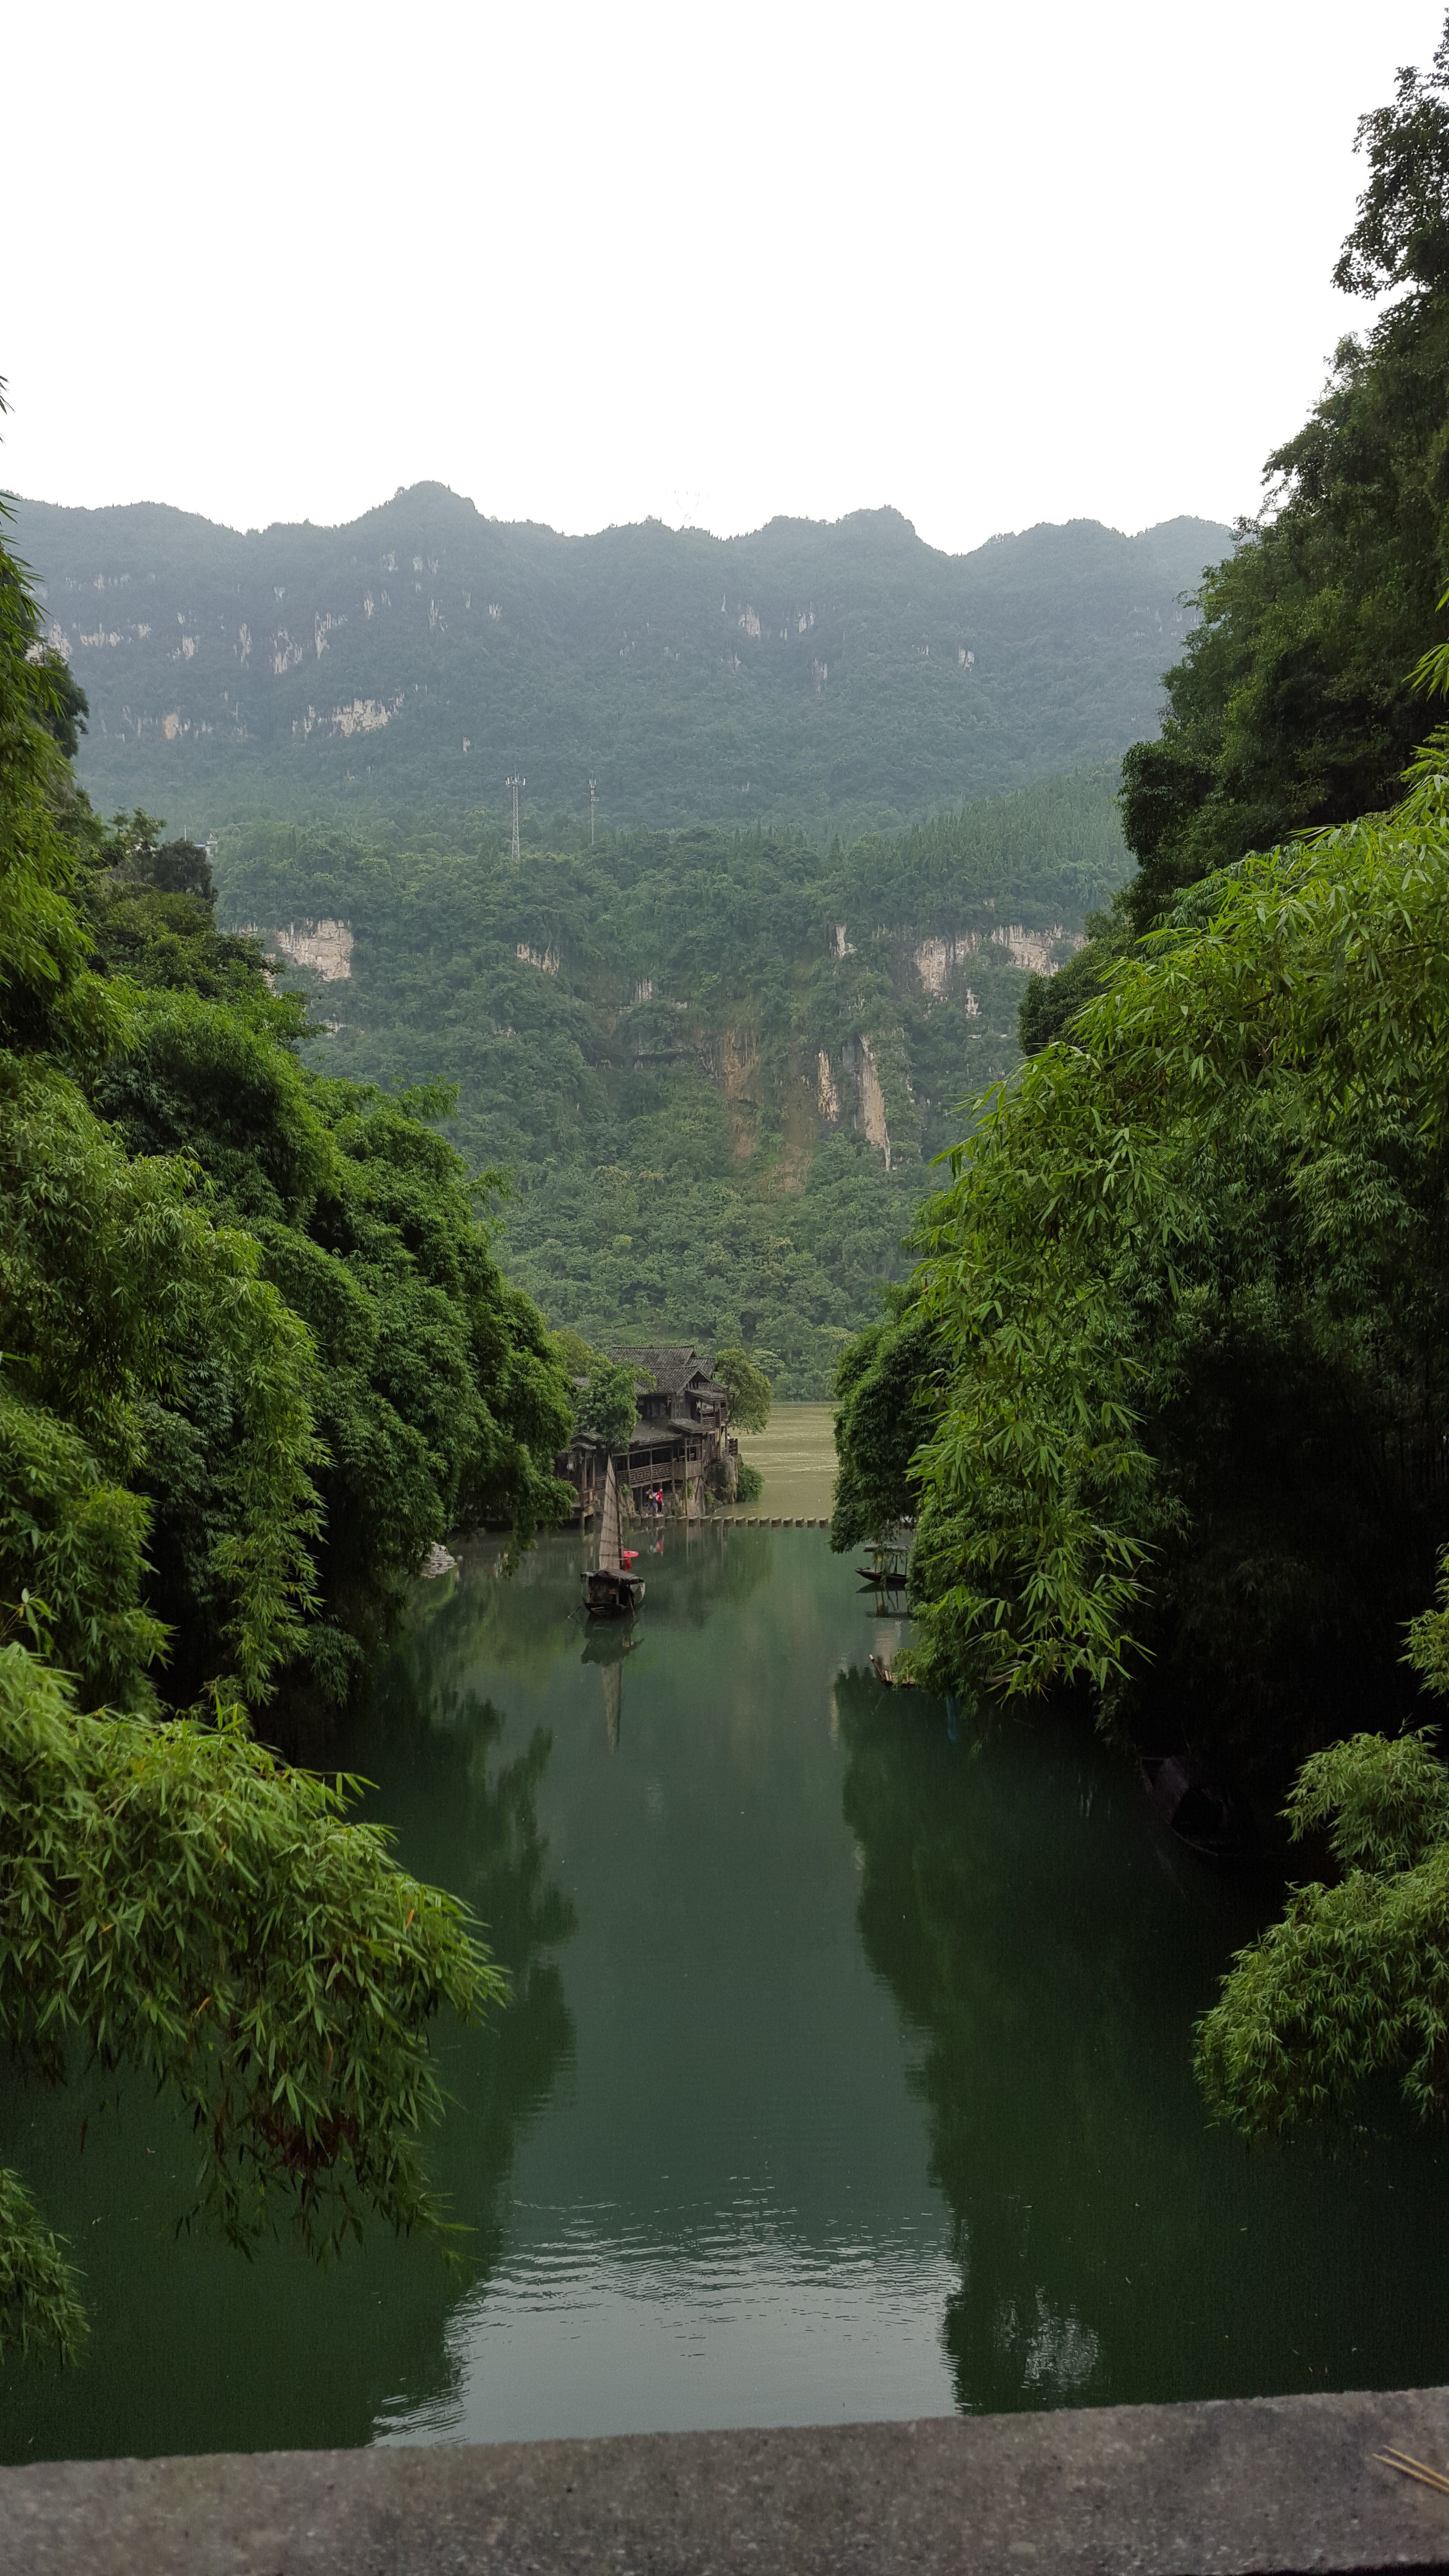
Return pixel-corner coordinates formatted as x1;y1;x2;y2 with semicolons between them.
215;762;1129;1392
13;488;1230;839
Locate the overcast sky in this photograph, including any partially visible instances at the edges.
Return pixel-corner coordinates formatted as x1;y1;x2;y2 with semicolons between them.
4;0;1440;555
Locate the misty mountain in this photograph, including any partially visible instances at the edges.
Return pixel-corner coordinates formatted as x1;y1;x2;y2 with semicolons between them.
12;487;1232;839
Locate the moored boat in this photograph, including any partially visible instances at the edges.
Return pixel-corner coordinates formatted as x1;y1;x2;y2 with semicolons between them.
583;1455;646;1620
1141;1753;1257;1867
869;1651;918;1688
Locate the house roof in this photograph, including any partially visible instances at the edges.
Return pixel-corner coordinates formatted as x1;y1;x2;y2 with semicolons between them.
609;1343;720;1399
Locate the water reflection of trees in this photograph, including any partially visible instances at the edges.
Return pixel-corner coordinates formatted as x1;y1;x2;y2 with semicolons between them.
0;1666;579;2463
278;1651;580;2437
405;1537;588;1689
630;1525;775;1628
833;1671;1449;2414
440;1702;576;2252
245;1648;578;2442
395;1525;774;1692
358;1661;577;2273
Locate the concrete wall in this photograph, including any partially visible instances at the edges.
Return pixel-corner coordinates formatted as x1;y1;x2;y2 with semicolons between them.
8;2384;1449;2574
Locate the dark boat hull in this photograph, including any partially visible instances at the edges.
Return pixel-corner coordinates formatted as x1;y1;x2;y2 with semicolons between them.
584;1570;645;1620
1141;1754;1257;1868
869;1652;918;1688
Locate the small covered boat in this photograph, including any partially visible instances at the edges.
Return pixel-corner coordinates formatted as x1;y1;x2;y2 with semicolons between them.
857;1541;909;1591
869;1651;918;1689
583;1455;645;1620
1141;1753;1256;1866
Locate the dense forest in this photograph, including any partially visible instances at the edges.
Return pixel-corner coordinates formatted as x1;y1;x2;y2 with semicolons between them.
10;495;1228;839
212;765;1128;1391
0;491;580;2355
835;22;1449;2140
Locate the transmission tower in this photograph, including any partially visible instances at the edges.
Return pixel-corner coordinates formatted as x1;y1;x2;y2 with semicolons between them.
589;777;596;847
507;773;524;864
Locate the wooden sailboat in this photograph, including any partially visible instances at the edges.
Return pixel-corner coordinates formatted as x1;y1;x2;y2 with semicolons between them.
583;1455;645;1620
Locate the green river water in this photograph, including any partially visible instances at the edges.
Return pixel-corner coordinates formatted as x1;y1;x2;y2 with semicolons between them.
3;1462;1449;2460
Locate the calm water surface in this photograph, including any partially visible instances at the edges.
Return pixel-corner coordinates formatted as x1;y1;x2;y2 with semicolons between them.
4;1501;1449;2461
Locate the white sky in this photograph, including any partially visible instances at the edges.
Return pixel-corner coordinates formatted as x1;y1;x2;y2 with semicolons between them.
3;0;1440;553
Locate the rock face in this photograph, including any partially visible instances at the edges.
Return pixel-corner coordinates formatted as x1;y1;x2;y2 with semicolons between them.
915;927;1083;992
268;919;354;982
914;935;955;997
855;1037;892;1169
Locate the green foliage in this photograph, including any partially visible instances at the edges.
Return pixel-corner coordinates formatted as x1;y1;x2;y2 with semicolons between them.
1096;28;1449;974
0;506;109;1067
37;859;574;1695
211;766;1130;1394
1284;1724;1449;1876
712;1347;772;1433
978;29;1449;2141
1197;1543;1449;2139
80;806;275;1006
98;1023;575;1675
829;1298;941;1551
0;2165;86;2365
734;1461;764;1507
0;1044;324;1707
0;528;325;1711
0;1378;166;1711
0;1643;500;2355
1195;1725;1449;2139
0;508;576;1703
32;650;87;762
16;494;1228;841
574;1357;643;1450
548;1326;599;1379
1333;21;1449;296
0;493;565;2351
1017;909;1126;1055
864;742;1449;1771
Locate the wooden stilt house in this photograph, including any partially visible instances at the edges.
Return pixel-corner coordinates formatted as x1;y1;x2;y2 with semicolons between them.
562;1345;739;1521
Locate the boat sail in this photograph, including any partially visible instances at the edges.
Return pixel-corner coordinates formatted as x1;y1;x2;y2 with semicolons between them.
583;1455;645;1619
598;1454;625;1575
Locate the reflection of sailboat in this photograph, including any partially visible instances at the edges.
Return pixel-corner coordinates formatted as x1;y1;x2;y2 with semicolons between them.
580;1616;638;1748
583;1456;645;1619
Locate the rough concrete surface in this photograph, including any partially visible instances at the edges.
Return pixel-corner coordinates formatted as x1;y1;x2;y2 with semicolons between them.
6;2385;1449;2576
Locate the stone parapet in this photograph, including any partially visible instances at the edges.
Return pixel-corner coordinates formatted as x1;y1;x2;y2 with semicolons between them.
8;2384;1449;2574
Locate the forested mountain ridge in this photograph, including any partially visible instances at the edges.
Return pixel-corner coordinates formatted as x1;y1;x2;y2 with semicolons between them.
216;763;1129;1392
13;489;1231;837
